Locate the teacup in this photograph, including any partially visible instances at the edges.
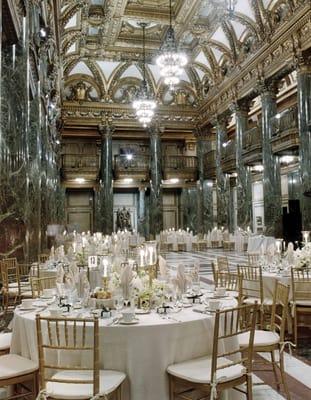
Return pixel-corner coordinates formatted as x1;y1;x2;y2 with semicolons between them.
215;287;226;296
208;299;221;311
21;299;33;309
49;307;62;317
122;310;135;323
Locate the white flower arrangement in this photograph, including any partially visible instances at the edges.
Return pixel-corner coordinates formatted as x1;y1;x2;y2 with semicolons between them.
294;243;311;269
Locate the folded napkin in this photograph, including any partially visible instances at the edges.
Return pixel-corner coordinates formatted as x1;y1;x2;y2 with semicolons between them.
193;261;200;281
286;242;295;265
120;264;133;299
69;262;80;285
173;264;189;294
159;255;168;277
56;265;65;284
78;269;90;302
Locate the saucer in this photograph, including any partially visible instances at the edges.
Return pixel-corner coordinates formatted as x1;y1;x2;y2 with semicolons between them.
18;306;37;311
119;318;139;325
135;309;150;315
40;295;54;300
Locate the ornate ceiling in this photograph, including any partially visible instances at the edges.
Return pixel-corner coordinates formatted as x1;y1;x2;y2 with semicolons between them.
60;0;306;130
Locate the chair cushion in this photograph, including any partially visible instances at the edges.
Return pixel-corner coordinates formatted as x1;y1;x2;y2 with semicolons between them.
46;370;126;399
167;355;245;384
227;290;239;298
0;333;12;351
290;300;311;307
243;297;273;306
239;330;280;348
0;354;38;379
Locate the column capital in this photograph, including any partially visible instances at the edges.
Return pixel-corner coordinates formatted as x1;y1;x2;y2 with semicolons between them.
255;78;278;98
148;120;164;137
210;111;231;131
193;125;213;140
98;121;115;138
229;98;251;116
296;53;311;74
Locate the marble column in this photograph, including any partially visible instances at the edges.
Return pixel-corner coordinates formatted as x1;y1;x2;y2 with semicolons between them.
99;122;114;234
232;100;253;230
259;80;282;236
181;188;197;232
214;116;230;230
194;128;213;233
138;187;146;238
297;57;311;230
149;124;163;238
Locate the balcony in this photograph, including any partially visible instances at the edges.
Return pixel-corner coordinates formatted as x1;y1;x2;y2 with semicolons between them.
221;139;236;174
270;106;299;155
61;154;99;181
203;150;216;179
114;154;150;181
242;125;262;165
163;155;198;181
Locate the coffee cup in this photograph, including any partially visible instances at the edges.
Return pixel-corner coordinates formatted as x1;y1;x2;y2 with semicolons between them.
21;299;33;309
215;287;226;296
208;299;221;311
122;310;135;323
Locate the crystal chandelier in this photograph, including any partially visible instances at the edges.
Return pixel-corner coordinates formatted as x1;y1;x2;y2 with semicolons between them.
226;0;237;18
156;0;187;88
133;23;156;128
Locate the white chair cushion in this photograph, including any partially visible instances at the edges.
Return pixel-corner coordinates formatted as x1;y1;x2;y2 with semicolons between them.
0;333;12;351
0;354;38;379
167;355;245;384
244;297;273;306
290;300;311;307
227;290;239;298
239;330;280;348
46;370;126;399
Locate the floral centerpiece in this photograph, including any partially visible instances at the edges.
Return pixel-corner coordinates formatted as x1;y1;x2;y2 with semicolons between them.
294;243;311;269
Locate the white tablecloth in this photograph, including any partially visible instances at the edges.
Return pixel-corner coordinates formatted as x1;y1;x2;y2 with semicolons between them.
10;298;240;400
247;235;276;254
262;272;292;299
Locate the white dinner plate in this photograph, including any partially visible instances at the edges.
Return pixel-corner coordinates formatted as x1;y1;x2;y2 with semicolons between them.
119;319;139;325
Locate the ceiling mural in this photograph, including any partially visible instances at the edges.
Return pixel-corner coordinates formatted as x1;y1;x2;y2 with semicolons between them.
60;0;306;121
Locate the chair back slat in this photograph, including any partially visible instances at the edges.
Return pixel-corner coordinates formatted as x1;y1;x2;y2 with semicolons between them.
291;268;311;302
36;315;99;395
270;281;290;341
238;265;264;303
211;304;257;381
31;276;56;298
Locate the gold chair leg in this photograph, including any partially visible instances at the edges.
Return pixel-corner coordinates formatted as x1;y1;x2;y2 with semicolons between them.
169;376;174;400
293;311;298;346
279;351;291;400
246;373;253;400
270;350;280;391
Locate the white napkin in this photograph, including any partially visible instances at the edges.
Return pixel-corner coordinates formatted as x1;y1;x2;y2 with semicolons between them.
120;264;133;299
56;265;65;284
286;242;295;265
174;264;189;294
79;269;90;302
159;255;168;277
69;262;80;285
266;243;275;263
193;261;200;282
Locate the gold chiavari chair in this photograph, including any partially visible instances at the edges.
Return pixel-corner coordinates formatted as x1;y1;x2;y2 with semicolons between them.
248;253;261;266
36;315;126;400
238;265;266;327
216;271;242;300
167;304;258;400
30;276;57;298
291;267;311;345
212;257;230;285
239;281;291;400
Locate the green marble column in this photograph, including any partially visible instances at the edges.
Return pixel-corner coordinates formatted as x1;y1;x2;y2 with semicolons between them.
99;123;114;234
181;187;197;231
149;124;163;238
233;100;253;230
138;187;146;238
259;80;282;236
297;59;311;230
215;116;230;230
195;128;213;233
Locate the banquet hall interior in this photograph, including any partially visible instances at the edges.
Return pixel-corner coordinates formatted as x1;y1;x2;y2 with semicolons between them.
0;0;311;399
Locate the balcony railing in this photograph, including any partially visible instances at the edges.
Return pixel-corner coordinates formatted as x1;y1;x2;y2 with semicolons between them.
270;106;299;154
203;150;216;179
221;139;236;173
242;125;262;165
163;155;198;181
61;154;99;181
114;154;150;181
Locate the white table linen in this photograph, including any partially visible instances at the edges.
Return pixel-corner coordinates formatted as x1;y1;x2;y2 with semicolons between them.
247;235;276;254
10;298;241;400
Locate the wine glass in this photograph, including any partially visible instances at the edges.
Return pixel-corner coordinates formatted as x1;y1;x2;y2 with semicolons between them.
114;295;124;316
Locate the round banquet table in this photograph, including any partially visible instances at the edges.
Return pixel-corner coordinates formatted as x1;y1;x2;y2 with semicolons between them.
10;297;242;400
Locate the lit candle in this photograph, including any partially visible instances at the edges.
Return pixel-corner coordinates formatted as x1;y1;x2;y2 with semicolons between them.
276;241;281;254
187;227;189;232
149;247;153;265
140;249;145;267
73;242;76;253
103;259;108;277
